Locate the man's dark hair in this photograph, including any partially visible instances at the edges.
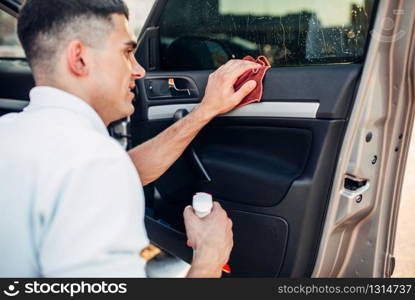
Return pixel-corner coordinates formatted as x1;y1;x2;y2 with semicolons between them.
18;0;129;78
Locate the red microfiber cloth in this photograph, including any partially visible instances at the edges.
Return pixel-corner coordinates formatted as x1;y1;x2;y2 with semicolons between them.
234;55;271;108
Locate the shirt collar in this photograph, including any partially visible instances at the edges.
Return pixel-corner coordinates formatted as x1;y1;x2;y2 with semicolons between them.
26;86;109;136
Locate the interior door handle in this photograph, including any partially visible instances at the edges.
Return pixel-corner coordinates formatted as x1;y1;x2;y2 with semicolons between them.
174;109;211;183
145;77;197;99
168;78;191;96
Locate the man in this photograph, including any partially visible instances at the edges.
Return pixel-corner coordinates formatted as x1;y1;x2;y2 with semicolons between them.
0;0;259;277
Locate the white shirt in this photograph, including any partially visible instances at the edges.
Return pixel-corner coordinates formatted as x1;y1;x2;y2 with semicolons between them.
0;86;149;277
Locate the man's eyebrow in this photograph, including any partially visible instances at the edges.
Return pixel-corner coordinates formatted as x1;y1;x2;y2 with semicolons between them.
124;40;138;49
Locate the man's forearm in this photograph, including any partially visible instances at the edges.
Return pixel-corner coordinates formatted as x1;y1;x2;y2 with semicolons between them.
186;249;224;278
186;264;222;278
128;105;214;186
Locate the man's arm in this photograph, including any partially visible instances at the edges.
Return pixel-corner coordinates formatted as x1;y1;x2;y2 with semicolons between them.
128;59;259;186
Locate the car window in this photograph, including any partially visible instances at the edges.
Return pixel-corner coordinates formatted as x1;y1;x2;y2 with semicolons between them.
124;0;156;36
0;1;155;58
0;9;25;58
158;0;376;70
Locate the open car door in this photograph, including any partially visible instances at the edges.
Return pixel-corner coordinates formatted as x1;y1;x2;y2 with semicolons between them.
133;0;415;277
0;0;33;118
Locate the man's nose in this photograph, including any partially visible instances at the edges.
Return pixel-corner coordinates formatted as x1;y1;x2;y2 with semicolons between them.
132;56;146;80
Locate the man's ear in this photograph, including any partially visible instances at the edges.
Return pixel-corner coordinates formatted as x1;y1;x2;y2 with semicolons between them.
66;40;89;77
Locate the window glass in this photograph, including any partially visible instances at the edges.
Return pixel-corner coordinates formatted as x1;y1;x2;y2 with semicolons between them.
158;0;376;70
0;9;25;58
124;0;156;36
0;1;155;58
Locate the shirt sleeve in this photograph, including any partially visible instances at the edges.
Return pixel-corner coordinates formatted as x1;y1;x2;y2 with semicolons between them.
37;146;149;277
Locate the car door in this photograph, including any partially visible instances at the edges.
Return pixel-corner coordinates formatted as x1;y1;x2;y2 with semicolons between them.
0;0;33;117
132;0;415;277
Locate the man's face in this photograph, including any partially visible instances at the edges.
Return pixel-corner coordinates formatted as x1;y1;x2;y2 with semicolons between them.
88;14;145;125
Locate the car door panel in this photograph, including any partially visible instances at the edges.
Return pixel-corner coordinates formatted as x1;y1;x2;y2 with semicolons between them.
194;125;313;207
135;65;361;119
131;0;378;276
132;61;360;277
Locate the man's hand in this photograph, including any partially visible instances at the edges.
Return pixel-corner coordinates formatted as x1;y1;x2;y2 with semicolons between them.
183;202;233;278
196;59;259;119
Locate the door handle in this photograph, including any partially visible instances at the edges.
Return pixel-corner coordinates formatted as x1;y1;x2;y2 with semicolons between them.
168;78;191;96
174;109;211;183
145;77;196;99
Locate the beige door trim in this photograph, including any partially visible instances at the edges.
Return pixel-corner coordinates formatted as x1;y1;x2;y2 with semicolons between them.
312;0;415;277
